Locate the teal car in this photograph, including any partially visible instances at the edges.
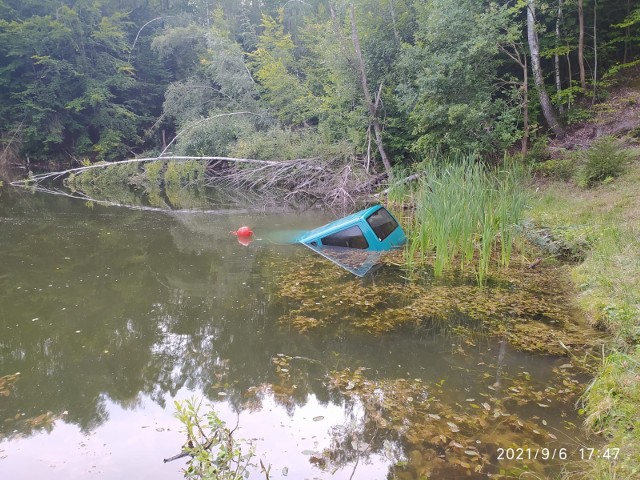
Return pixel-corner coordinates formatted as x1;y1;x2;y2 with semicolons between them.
297;204;406;250
296;205;406;276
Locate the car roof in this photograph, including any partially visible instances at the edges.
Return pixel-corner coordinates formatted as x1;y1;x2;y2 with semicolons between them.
297;204;383;244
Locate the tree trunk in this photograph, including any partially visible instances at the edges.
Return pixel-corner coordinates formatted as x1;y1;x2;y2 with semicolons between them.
578;0;587;90
554;0;564;114
592;0;598;106
624;0;630;63
389;0;400;44
566;49;573;109
527;0;565;138
522;53;529;156
349;4;393;176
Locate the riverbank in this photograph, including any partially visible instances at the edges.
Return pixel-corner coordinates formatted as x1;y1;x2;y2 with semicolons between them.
528;156;640;478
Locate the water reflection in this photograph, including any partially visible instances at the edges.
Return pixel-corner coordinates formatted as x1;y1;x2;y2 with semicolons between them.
0;189;596;479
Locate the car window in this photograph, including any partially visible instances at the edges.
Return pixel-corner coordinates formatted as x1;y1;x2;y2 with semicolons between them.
366;208;398;241
321;225;369;249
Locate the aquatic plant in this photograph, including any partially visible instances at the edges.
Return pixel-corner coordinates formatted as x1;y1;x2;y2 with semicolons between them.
403;154;529;284
171;398;260;480
275;250;599;357
0;372;19;397
317;364;587;479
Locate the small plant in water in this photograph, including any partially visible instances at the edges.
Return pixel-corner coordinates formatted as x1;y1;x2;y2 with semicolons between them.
171;398;260;480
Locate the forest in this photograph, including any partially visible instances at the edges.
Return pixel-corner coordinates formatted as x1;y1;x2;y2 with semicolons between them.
0;0;638;173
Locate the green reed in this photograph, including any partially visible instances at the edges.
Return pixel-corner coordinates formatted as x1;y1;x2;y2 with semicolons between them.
403;153;528;284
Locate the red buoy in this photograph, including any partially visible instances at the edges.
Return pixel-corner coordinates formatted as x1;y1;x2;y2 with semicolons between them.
236;235;253;247
232;226;253;238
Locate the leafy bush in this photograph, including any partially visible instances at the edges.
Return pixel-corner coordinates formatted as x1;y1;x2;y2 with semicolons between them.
174;115;255;157
562;104;592;126
578;136;629;187
532;157;574;181
525;136;550;163
231;126;354;162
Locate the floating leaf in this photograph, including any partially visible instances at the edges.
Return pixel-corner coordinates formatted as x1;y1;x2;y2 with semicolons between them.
351;441;369;452
301;450;319;456
447;422;460;432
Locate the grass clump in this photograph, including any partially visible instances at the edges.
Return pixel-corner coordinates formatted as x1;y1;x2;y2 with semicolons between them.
396;153;528;284
582;350;640;480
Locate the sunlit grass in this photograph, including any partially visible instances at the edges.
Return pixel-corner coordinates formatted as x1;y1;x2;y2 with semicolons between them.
528;158;640;479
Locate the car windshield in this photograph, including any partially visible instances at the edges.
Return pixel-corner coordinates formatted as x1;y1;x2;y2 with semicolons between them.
366;208;398;241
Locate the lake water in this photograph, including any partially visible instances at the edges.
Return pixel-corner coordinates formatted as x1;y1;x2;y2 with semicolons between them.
0;187;598;479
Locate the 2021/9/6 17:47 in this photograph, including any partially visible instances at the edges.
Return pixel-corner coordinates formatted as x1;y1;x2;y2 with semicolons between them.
496;447;621;461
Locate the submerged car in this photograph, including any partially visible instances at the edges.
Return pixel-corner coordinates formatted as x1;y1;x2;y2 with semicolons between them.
296;204;406;276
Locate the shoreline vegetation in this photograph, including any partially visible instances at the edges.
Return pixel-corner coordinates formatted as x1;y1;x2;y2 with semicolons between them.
528;155;640;479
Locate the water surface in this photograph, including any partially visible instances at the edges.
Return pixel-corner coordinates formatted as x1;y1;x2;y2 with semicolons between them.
0;188;595;479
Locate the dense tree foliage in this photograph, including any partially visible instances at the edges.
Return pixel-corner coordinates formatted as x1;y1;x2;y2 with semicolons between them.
0;0;638;169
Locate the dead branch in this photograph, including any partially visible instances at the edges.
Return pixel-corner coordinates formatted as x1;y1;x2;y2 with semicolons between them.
10;155;286;186
11;152;387;205
375;171;427;197
205;155;378;205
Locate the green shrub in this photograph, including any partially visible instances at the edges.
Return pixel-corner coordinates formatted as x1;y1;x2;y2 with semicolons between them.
564;106;592;125
164;159;204;188
578;136;629;187
532;157;574;181
143;160;166;187
525;136;550;163
231;126;353;162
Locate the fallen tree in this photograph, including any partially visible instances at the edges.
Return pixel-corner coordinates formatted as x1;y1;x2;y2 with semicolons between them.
11;154;386;205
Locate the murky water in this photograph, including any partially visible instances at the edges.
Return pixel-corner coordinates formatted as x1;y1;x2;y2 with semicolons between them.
0;188;597;479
